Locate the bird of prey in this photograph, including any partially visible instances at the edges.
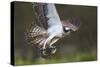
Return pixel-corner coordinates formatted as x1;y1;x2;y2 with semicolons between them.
25;3;80;58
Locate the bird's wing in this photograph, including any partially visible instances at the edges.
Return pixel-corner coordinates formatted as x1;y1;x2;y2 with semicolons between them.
32;3;48;30
25;3;49;46
33;3;63;29
25;23;48;46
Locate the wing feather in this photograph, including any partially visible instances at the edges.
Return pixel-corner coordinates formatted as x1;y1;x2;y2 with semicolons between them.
25;3;49;46
25;23;48;46
32;3;48;29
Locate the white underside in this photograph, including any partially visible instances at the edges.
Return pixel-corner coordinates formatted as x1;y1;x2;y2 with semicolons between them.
46;4;63;37
43;4;64;49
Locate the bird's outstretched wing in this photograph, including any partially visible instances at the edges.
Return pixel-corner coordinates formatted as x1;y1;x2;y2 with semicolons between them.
25;23;48;46
32;3;48;30
25;3;49;47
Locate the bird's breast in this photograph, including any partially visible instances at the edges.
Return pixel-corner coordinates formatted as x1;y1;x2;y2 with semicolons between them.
47;25;63;38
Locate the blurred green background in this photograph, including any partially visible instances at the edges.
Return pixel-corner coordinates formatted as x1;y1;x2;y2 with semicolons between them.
14;2;97;66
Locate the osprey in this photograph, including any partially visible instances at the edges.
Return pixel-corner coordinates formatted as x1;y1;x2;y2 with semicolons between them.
25;3;80;58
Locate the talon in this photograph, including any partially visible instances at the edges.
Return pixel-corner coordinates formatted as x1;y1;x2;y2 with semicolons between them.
40;45;57;58
40;48;48;58
49;46;57;54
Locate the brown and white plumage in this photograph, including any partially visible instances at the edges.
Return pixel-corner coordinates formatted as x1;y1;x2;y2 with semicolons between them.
25;3;80;57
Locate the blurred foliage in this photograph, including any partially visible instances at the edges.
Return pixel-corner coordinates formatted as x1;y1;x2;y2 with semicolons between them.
15;52;96;65
13;2;97;66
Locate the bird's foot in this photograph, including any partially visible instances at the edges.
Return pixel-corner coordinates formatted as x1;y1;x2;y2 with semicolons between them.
40;46;56;58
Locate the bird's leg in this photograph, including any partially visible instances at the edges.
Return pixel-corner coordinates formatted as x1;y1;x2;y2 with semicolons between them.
43;34;56;49
48;38;59;54
49;38;59;47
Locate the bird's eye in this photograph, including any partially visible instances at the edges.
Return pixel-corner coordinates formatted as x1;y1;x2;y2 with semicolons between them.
63;27;71;32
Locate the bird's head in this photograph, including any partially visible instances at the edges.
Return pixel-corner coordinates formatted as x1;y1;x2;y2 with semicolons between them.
62;18;80;35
